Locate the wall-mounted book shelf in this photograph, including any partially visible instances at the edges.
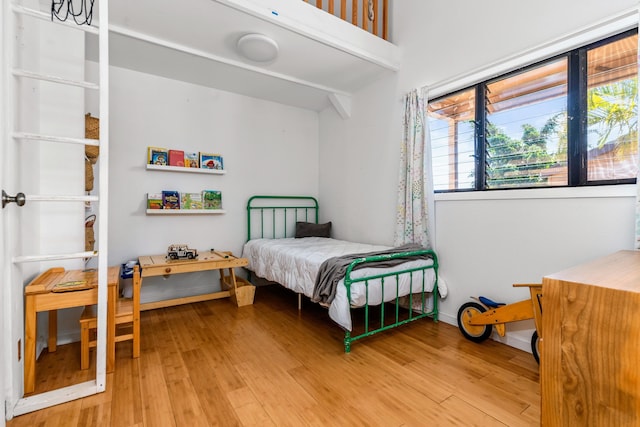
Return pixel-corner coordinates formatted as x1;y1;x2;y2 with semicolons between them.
146;209;226;215
146;164;226;175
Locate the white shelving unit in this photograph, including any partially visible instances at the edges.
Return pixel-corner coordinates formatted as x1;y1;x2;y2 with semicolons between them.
146;209;225;215
146;164;226;174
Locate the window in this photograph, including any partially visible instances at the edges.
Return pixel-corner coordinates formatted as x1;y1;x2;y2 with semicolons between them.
428;89;475;191
587;35;638;181
428;30;638;192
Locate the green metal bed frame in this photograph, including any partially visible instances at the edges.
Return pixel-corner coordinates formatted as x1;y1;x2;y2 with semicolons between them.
246;195;439;352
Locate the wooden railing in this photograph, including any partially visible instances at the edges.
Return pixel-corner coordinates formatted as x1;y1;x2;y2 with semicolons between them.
303;0;389;41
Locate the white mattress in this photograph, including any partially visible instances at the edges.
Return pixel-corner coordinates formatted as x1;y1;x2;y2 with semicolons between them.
242;237;444;331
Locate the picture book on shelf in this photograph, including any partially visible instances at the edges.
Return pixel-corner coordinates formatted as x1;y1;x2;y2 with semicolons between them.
169;149;185;167
200;153;223;170
148;147;169;166
202;190;222;209
162;190;180;209
184;152;199;168
147;193;163;209
181;192;203;209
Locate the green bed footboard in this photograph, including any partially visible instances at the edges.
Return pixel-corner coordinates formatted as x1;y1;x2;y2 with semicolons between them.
342;249;439;353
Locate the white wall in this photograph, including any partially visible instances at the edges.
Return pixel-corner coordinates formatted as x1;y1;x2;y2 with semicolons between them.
319;0;638;352
86;62;319;305
319;74;400;241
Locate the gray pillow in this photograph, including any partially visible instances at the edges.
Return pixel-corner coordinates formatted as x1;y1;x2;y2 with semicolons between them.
295;221;332;238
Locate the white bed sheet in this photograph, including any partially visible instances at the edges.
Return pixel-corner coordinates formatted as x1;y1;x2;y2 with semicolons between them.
242;237;445;331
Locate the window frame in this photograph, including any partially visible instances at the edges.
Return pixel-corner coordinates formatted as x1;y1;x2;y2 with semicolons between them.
428;27;638;193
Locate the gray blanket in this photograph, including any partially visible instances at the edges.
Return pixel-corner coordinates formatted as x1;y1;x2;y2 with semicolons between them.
311;243;432;305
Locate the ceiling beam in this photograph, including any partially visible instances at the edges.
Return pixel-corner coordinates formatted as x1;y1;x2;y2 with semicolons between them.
328;92;352;119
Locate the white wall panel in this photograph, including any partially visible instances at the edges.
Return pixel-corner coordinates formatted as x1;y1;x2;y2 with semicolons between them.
86;62;319;307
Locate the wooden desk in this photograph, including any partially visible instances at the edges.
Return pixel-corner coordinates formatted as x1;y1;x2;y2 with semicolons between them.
138;250;248;311
541;250;640;426
24;266;119;394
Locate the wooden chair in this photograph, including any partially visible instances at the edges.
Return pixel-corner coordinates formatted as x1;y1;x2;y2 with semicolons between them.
79;265;140;370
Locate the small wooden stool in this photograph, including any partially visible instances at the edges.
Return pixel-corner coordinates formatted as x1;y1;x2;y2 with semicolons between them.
79;265;140;369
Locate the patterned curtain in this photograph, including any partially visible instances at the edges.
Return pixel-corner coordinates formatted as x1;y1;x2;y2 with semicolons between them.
394;88;434;248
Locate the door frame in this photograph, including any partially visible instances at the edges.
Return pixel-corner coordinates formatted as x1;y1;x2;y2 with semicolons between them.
2;0;17;419
2;0;110;418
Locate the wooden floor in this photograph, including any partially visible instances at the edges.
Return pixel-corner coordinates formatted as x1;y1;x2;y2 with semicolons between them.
8;284;540;426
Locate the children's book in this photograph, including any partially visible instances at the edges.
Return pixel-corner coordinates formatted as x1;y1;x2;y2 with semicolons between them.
162;190;180;209
181;192;203;209
184;152;199;168
147;193;163;209
200;153;224;170
202;190;222;209
148;147;169;166
169;150;185;167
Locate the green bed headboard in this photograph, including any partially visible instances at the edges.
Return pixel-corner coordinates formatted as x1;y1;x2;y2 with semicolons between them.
247;195;319;240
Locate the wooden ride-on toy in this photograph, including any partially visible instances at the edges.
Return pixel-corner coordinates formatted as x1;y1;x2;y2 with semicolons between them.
457;284;543;363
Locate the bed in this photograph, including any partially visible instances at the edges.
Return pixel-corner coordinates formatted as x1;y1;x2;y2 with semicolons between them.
242;195;446;352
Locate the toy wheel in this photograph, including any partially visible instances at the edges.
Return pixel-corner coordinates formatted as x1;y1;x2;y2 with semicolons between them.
531;331;540;364
457;302;493;342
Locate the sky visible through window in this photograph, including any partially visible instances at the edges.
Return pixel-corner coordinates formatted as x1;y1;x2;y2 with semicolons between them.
429;96;568;190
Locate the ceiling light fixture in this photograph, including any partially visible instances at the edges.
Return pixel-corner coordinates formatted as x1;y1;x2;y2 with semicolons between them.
236;33;279;63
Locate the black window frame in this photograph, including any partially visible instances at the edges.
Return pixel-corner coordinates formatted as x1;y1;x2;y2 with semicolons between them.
430;28;638;193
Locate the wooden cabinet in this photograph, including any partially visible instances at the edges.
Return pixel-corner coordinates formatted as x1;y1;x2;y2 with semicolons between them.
541;250;640;426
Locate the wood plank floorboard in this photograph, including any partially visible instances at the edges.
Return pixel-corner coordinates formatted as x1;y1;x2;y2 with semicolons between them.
8;284;540;426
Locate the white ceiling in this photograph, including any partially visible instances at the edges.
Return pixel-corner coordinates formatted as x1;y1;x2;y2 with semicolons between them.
87;0;400;112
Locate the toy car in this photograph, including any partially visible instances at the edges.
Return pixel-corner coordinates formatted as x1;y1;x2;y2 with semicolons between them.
167;244;198;260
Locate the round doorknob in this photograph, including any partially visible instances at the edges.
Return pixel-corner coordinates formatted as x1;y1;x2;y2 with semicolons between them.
2;190;26;208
